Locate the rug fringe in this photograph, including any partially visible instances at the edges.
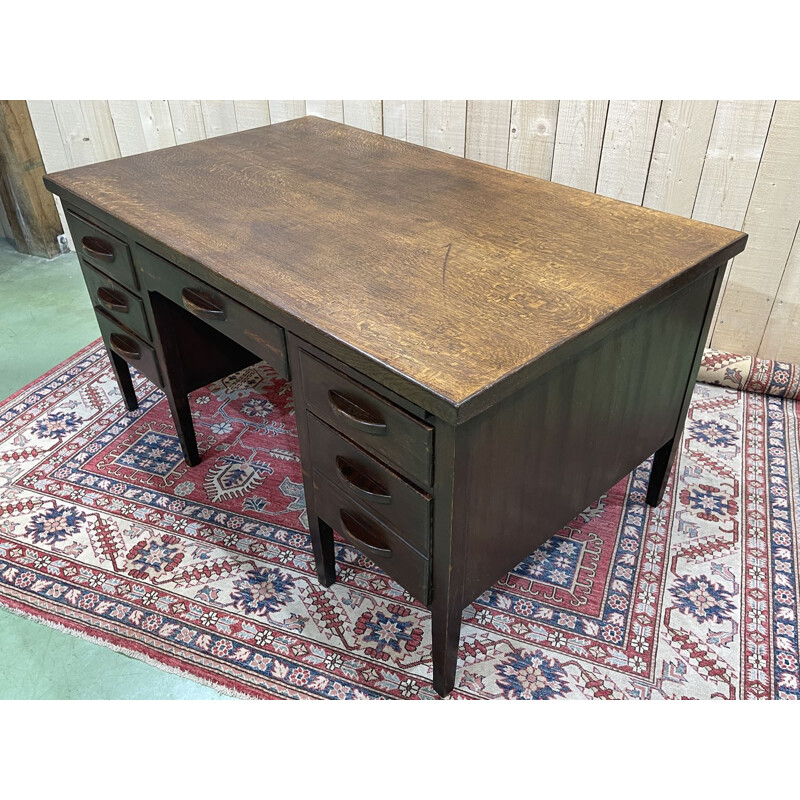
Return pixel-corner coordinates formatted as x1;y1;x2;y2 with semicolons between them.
0;596;254;701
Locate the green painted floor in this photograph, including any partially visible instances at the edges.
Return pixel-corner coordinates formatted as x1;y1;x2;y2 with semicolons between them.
0;238;229;699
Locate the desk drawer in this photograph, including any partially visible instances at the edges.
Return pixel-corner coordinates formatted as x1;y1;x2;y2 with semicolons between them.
313;471;430;604
94;308;162;388
80;262;151;341
307;413;431;555
299;351;433;487
66;211;138;291
134;245;288;380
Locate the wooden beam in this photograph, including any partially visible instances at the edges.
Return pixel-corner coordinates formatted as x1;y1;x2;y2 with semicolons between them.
0;100;63;257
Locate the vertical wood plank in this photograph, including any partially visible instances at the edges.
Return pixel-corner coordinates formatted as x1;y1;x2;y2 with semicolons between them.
712;101;800;356
383;100;407;140
406;101;425;146
233;101;270;131
550;100;609;191
52;100;121;167
168;100;206;144
423;100;467;156
268;101;306;123
692;100;774;228
200;101;238;138
343;101;383;133
760;225;800;361
108;100;176;155
642;100;717;216
80;101;121;161
507;100;559;179
695;100;775;341
465;100;511;168
306;101;344;122
595;100;661;204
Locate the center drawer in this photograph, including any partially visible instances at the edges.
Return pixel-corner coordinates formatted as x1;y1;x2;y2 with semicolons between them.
134;244;288;380
307;413;431;555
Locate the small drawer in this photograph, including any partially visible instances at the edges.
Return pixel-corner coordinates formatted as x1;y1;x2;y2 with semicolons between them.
94;308;162;388
65;210;138;291
307;413;431;555
299;351;433;487
134;245;289;380
313;471;430;604
80;262;151;341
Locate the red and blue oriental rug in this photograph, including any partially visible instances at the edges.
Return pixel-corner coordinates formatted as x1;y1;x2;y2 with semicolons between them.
1;341;798;699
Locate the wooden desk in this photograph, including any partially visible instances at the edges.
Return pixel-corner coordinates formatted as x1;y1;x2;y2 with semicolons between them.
44;116;747;696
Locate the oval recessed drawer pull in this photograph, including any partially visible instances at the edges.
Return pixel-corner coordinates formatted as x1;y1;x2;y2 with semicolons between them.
328;390;388;435
81;236;116;263
181;287;227;320
96;285;129;313
335;455;392;504
338;509;393;559
109;332;141;360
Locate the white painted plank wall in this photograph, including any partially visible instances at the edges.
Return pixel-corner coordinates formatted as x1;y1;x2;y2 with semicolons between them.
422;100;467;156
761;228;800;359
306;101;344;122
343;101;383;133
695;101;775;341
595;100;661;204
27;99;800;362
168;101;206;144
234;101;270;131
643;100;717;216
465;101;511;168
550;100;609;192
714;101;800;356
507;100;559;179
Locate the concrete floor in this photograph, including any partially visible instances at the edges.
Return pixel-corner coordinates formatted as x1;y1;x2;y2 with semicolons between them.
0;238;228;699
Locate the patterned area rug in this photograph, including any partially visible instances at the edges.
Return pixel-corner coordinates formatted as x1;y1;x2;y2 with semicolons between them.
1;340;798;699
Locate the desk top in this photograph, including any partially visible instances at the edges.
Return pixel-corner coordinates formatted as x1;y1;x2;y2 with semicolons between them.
45;116;747;415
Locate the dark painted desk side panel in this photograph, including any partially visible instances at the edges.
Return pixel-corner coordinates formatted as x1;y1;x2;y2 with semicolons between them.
454;269;717;606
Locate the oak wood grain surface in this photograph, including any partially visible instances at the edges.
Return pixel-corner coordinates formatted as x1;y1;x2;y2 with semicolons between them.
44;116;746;413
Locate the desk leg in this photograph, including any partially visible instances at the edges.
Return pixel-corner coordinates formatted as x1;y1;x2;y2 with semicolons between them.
311;517;337;586
646;265;726;508
430;419;468;697
164;391;200;467
108;348;139;412
431;596;464;698
646;436;676;507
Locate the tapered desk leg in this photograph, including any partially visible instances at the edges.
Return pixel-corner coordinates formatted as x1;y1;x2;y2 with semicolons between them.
647;437;676;507
165;390;200;466
430;418;468;697
431;594;464;698
108;349;139;411
311;517;337;587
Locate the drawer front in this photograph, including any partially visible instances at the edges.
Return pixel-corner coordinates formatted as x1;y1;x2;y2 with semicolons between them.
313;471;430;604
94;309;162;388
134;245;288;380
81;262;151;341
307;413;431;555
299;351;433;487
65;210;138;291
